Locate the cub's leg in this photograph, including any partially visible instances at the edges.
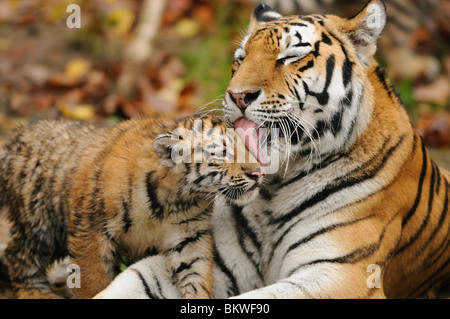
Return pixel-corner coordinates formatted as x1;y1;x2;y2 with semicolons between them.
68;230;117;299
166;229;214;299
6;223;65;299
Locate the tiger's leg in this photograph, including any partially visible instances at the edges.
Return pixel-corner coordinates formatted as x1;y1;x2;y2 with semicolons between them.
94;255;181;299
231;264;387;299
231;214;402;299
68;231;116;299
6;224;62;299
166;230;214;299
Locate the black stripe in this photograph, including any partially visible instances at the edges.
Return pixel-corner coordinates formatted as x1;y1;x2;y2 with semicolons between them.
412;255;450;297
402;137;428;227
341;45;353;88
122;199;132;233
232;205;261;251
312;40;321;57
330;105;344;136
298;16;314;24
299;59;314;72
287;214;392;277
396;155;436;256
280;152;347;188
171;230;208;253
415;182;448;260
321;32;332;45
290;23;308;27
303;54;335;105
231;205;264;280
29;172;43;212
283;214;375;260
434;162;442;195
131;269;157;299
374;65;395;99
425;185;450;266
288;241;379;277
213;247;239;296
146;171;165;219
172;257;201;277
253;4;279;23
270;135;405;229
293;42;311;47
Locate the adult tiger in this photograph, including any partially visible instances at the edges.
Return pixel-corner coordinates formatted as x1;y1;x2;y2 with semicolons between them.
213;0;450;299
95;0;449;299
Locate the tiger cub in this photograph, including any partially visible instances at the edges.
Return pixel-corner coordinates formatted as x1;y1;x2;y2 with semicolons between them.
0;115;263;299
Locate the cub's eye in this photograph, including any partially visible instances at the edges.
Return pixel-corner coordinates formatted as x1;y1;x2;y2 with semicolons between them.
277;56;303;65
235;57;244;65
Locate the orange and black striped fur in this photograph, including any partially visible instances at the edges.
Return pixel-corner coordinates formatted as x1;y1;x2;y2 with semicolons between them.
258;0;440;79
208;1;450;298
0;115;262;299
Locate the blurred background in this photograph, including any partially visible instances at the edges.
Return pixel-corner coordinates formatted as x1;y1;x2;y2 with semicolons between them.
0;0;449;298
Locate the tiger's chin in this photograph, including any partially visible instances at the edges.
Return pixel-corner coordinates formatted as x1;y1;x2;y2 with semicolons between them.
224;183;260;207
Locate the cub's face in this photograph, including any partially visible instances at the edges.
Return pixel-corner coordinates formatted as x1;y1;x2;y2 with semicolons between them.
153;118;263;206
223;1;386;168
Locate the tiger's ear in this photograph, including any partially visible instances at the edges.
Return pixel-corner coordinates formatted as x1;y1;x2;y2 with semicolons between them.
153;134;177;168
342;0;386;67
248;3;282;33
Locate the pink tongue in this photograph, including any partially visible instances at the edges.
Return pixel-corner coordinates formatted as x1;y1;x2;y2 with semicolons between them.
234;118;266;172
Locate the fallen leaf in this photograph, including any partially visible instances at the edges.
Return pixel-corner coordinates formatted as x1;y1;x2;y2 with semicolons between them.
58;102;95;121
46;73;82;88
105;8;135;37
65;58;91;79
175;18;201;38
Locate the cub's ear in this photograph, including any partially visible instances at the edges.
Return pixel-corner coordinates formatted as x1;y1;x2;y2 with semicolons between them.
248;3;282;33
342;0;386;67
153;134;177;168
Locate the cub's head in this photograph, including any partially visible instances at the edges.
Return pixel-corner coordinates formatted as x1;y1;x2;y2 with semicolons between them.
153;116;263;206
224;0;386;171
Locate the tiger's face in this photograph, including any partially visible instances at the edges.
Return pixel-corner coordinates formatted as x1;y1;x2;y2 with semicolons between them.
153;117;263;206
224;1;386;171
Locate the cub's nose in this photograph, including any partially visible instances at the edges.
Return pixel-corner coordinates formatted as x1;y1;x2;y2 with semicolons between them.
245;171;264;181
227;89;261;112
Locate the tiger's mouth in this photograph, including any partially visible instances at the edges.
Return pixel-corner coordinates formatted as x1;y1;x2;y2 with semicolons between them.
234;116;303;169
234;117;267;168
222;182;260;205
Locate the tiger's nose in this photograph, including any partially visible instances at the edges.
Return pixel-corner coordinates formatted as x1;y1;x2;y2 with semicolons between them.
246;170;265;181
227;89;261;112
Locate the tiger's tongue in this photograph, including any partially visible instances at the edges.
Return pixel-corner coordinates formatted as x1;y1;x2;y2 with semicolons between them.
234;117;266;169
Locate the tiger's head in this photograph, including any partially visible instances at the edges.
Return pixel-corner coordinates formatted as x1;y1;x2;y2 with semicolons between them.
153;116;263;206
224;0;387;172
